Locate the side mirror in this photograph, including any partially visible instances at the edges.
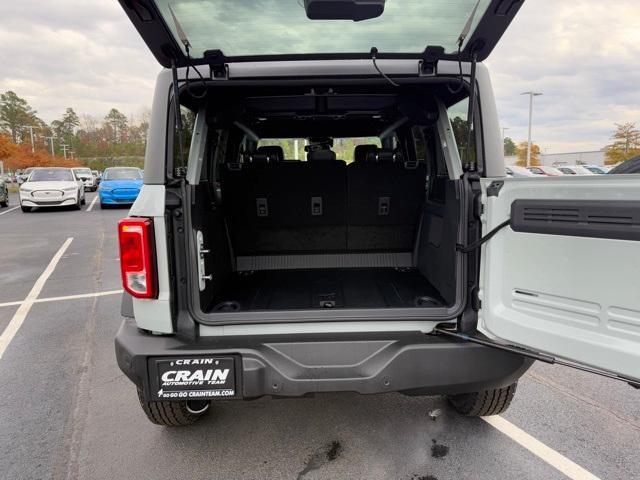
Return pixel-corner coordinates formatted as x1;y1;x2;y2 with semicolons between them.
304;0;385;22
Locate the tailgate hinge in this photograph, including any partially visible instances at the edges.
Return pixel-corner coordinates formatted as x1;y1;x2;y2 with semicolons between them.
419;46;444;76
204;50;229;79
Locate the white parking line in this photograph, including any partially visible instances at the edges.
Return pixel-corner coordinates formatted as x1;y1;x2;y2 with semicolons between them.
0;289;123;308
86;195;99;212
483;415;601;480
0;237;73;360
0;206;19;216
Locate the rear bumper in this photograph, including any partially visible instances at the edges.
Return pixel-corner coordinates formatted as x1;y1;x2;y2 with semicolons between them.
115;318;533;401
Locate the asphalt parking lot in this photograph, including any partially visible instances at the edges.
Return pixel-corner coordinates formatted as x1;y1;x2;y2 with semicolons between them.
0;191;638;480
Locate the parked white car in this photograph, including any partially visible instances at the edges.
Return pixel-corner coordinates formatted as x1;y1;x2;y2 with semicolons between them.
19;167;85;212
17;167;35;184
555;165;596;175
527;166;565;176
72;167;97;191
506;166;536;177
582;165;610;174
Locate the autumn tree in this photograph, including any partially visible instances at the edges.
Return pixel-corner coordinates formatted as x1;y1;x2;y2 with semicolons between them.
605;122;640;165
504;137;517;156
0;91;39;143
515;141;541;167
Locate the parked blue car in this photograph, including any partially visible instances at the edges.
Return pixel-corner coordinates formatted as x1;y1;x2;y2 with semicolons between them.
98;167;143;208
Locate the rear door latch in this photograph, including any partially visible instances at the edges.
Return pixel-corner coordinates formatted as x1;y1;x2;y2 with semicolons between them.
196;230;212;290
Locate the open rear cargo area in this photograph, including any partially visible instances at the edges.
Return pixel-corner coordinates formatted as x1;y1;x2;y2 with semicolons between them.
210;267;445;312
181;81;469;322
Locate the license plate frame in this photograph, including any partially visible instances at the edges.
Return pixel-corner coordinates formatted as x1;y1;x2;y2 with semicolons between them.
148;355;238;401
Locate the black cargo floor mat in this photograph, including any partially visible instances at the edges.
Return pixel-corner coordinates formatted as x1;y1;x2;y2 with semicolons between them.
209;268;445;312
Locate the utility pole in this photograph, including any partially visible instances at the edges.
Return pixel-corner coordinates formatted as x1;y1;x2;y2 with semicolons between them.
44;136;55;157
61;143;69;160
20;125;38;154
521;92;542;167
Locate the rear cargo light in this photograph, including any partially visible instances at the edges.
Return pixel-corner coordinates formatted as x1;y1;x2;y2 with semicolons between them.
118;217;157;299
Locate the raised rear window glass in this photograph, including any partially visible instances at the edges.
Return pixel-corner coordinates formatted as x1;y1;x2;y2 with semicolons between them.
157;0;490;58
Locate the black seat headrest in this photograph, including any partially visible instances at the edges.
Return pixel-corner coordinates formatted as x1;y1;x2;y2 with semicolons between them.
354;144;379;163
248;153;270;163
256;145;284;162
307;149;337;162
376;149;403;163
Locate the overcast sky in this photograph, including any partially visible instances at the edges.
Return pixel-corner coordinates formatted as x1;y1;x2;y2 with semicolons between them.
0;0;638;153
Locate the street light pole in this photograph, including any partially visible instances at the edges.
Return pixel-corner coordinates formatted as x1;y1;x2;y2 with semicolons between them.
521;91;542;167
61;143;69;160
44;136;55;157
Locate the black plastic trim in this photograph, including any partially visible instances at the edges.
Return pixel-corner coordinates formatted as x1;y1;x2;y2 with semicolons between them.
511;199;640;241
120;292;134;319
115;318;533;401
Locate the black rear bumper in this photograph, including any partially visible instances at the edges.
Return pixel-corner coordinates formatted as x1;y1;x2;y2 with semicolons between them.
115;318;533;401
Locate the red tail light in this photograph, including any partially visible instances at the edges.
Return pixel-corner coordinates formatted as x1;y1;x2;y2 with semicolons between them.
118;217;157;299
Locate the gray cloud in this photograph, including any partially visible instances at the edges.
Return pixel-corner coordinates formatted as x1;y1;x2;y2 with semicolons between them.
1;0;638;153
0;0;159;123
487;0;640;152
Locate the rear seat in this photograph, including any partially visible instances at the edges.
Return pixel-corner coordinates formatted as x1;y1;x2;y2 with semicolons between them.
222;149;347;255
347;148;427;251
222;145;426;256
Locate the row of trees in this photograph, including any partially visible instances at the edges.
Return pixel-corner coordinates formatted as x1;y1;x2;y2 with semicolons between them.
0;90;148;171
502;123;640;167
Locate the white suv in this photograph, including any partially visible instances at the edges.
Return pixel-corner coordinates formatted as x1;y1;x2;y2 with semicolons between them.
114;0;640;426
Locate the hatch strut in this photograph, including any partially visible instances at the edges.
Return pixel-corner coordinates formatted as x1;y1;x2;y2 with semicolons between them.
171;59;185;169
433;327;640;389
464;52;478;172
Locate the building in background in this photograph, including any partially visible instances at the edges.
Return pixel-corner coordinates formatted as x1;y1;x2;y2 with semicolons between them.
505;150;606;167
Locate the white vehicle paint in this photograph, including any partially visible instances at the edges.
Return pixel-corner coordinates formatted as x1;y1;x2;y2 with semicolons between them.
19;168;85;210
479;175;640;381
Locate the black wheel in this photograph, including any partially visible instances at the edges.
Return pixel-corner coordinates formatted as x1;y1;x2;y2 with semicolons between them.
21;205;30;213
99;202;107;209
74;197;81;210
0;200;7;208
81;196;86;205
447;382;518;417
136;388;210;426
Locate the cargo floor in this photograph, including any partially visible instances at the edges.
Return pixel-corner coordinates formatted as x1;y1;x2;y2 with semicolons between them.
208;268;445;312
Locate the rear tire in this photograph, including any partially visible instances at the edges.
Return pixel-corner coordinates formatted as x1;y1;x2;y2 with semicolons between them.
447;382;518;417
136;388;210;426
81;196;86;205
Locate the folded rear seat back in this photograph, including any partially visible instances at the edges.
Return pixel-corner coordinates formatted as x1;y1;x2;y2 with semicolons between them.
222;151;348;255
347;148;427;252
